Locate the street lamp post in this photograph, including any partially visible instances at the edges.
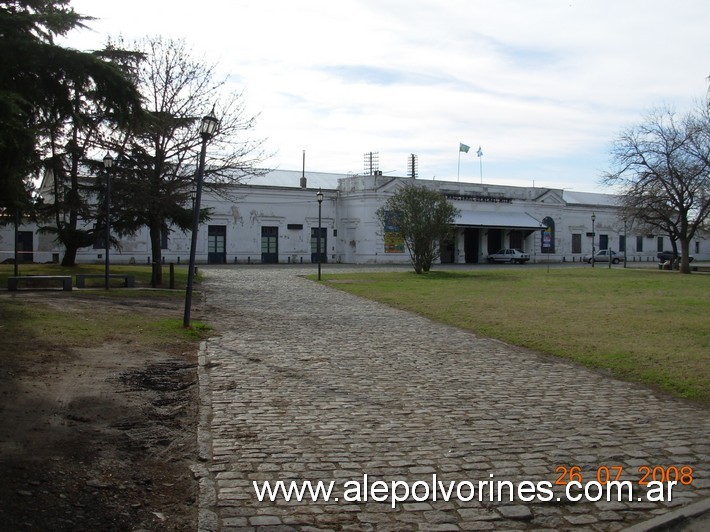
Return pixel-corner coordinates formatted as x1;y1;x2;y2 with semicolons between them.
591;213;596;268
183;108;219;328
103;153;113;289
13;209;19;277
316;189;323;281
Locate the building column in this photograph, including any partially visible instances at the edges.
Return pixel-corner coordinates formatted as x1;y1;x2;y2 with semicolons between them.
456;229;465;263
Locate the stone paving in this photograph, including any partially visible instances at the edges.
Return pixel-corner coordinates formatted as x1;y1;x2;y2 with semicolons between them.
194;266;710;531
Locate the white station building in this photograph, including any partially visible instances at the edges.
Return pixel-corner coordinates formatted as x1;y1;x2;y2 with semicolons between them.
3;169;709;265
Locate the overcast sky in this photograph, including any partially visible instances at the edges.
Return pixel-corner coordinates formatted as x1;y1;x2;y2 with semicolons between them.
61;0;709;192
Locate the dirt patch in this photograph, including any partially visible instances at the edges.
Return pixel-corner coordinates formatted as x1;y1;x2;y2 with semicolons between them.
0;291;201;531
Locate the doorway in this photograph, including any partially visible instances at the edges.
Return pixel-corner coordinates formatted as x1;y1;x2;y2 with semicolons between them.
487;229;503;254
17;231;34;263
464;228;479;263
261;226;278;264
509;230;524;250
208;225;226;264
440;238;455;264
310;227;327;264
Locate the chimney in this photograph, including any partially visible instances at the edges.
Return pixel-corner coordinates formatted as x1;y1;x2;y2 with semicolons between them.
300;175;307;188
300;149;307;188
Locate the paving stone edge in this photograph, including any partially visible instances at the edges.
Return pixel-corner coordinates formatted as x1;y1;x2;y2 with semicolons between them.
195;340;218;532
623;498;710;531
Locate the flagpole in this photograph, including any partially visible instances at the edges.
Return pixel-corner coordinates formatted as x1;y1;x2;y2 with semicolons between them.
457;149;461;182
477;146;483;184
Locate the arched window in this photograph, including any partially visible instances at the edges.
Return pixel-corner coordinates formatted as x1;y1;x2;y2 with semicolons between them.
541;217;555;253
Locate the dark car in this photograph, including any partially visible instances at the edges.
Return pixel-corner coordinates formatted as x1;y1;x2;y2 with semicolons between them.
657;251;694;263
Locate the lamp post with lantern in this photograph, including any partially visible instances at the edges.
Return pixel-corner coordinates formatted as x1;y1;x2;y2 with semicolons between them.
591;213;596;268
316;189;323;281
183;108;219;328
608;231;613;269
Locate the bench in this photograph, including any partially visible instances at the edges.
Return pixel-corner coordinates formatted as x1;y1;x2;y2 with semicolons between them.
75;274;135;288
7;275;72;291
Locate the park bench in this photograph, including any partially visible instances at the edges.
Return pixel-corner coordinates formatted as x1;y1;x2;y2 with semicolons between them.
7;275;72;291
75;274;135;288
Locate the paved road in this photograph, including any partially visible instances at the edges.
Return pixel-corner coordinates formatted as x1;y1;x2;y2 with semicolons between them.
195;266;710;531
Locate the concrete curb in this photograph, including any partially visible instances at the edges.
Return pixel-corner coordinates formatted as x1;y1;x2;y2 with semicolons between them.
195;340;218;532
624;498;710;531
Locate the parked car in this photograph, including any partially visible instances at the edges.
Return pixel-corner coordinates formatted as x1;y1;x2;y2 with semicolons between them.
583;249;620;264
486;249;530;264
657;251;694;263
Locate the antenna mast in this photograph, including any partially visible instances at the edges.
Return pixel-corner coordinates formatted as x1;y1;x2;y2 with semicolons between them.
363;151;379;176
408;154;418;179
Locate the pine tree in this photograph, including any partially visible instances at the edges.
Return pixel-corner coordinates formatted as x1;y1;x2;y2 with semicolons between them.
0;0;141;264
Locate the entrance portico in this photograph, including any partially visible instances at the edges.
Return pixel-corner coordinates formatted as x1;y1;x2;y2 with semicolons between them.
450;211;545;263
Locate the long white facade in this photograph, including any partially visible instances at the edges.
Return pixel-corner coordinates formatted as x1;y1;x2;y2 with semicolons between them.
2;169;709;265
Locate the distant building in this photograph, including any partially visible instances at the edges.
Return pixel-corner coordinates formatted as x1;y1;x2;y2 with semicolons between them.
2;169;708;265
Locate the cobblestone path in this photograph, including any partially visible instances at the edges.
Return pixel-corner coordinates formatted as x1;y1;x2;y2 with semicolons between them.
195;266;710;531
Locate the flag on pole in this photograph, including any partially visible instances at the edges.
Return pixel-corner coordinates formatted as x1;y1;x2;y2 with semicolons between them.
477;146;483;157
459;143;470;153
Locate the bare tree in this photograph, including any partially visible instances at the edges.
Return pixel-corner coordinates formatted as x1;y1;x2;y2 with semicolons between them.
108;37;268;284
604;107;710;273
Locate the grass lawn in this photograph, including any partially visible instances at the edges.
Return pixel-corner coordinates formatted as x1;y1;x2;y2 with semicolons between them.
318;267;710;404
0;295;209;350
0;263;209;343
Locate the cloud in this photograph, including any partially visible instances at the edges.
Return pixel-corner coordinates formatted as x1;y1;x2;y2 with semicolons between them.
62;0;710;191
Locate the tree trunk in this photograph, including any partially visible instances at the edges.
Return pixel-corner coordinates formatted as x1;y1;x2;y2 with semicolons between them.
149;223;163;286
412;249;427;274
59;226;87;267
679;238;692;274
61;244;79;267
